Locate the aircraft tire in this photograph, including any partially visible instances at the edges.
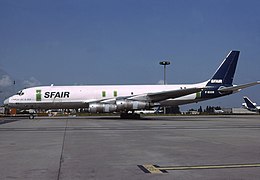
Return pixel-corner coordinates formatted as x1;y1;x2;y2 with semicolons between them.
29;114;35;119
120;113;141;119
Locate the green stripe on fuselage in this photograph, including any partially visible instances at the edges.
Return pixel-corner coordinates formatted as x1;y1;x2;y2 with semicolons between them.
196;91;201;99
36;90;42;101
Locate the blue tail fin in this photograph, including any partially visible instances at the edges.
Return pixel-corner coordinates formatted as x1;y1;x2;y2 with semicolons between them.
207;51;240;87
243;96;257;109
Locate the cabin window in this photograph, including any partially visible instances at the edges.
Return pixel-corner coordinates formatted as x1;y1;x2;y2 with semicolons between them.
17;91;24;96
102;91;106;97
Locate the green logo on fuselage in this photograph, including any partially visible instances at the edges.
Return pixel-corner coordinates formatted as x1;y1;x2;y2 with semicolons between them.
36;90;42;101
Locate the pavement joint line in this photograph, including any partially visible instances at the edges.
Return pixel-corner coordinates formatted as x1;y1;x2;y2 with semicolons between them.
57;119;68;180
138;163;260;173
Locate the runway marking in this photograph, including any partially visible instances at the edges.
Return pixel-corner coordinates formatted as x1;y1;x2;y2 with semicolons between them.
138;163;260;173
137;165;164;174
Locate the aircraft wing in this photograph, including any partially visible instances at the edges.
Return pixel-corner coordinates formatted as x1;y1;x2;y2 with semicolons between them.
83;98;116;105
128;87;203;102
84;87;203;105
218;81;260;93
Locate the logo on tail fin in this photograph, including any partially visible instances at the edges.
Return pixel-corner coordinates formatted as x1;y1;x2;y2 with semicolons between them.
210;79;223;84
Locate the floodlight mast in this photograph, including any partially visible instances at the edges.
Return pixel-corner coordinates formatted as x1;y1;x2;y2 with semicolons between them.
159;61;171;85
159;61;170;114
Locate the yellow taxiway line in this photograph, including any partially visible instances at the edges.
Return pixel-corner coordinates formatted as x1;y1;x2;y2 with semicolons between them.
138;163;260;173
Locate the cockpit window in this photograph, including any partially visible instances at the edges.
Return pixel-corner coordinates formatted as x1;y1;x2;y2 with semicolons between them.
17;91;24;96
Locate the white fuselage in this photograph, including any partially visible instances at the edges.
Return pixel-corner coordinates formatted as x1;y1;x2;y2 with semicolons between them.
5;82;207;110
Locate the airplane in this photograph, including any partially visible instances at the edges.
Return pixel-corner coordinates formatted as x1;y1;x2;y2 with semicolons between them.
3;50;260;118
242;96;260;113
213;108;224;114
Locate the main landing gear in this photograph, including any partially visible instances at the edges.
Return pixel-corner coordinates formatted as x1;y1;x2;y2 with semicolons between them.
29;114;35;119
120;112;141;119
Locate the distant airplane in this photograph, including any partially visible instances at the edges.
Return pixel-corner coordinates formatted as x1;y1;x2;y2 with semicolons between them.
4;50;260;118
242;96;260;113
213;109;224;114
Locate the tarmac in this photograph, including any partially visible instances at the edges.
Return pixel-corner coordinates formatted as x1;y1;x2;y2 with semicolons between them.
0;115;260;180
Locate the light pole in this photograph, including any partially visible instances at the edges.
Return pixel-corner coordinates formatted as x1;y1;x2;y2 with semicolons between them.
159;61;170;114
159;61;170;85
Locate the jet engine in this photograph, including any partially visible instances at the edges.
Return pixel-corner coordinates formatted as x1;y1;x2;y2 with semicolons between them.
89;100;149;113
89;103;117;113
116;100;149;111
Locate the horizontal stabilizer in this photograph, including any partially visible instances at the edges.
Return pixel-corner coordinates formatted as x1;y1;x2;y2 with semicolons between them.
218;81;260;93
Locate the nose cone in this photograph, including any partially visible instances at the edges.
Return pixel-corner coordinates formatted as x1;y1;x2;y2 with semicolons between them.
4;98;9;106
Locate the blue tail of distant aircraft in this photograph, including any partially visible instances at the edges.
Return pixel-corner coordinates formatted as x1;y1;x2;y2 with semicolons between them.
243;96;257;109
207;50;240;87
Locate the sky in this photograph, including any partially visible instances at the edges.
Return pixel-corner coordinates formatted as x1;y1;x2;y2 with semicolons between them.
0;0;259;110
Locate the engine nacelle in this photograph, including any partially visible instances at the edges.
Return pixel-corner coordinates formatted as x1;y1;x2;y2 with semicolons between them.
89;100;150;113
89;103;117;113
116;100;148;111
